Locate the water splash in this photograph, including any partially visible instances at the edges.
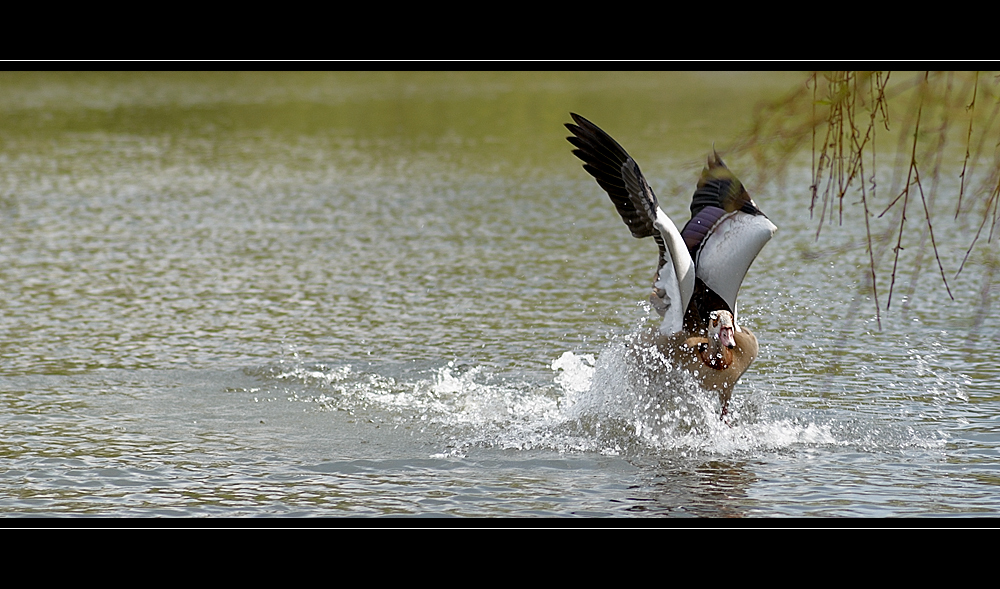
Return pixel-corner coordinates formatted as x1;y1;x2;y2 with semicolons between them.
251;334;874;459
550;338;839;456
249;316;960;460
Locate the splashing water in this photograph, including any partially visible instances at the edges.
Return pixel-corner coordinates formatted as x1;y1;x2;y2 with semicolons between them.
255;326;941;461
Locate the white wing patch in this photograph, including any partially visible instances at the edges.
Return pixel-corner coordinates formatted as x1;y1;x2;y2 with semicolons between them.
652;207;695;335
696;212;776;321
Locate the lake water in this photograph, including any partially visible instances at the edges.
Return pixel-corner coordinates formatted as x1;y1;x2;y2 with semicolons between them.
1;71;998;518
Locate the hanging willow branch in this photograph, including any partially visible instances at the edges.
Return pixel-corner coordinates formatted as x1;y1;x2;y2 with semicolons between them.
736;71;1000;327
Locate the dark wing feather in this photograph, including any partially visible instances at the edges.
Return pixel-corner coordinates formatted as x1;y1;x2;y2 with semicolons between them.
565;113;658;240
691;151;764;218
681;205;727;258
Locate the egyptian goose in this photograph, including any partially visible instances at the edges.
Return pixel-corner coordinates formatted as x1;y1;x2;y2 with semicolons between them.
565;113;776;416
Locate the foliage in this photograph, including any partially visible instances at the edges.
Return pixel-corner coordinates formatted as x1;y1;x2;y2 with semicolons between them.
737;71;1000;329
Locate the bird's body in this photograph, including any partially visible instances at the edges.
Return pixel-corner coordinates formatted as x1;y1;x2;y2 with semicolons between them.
632;311;759;414
565;113;775;416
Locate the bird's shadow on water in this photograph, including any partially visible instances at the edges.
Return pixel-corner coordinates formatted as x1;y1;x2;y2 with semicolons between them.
616;458;761;518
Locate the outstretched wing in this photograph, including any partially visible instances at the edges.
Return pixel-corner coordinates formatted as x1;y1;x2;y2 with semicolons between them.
566;113;695;334
680;153;776;329
565;113;657;239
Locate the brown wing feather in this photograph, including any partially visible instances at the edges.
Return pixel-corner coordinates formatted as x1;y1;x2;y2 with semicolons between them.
690;151;762;218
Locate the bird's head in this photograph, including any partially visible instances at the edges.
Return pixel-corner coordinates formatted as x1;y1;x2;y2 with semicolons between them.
709;310;736;350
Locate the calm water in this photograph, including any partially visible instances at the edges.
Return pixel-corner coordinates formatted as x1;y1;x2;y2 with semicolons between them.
1;72;998;518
